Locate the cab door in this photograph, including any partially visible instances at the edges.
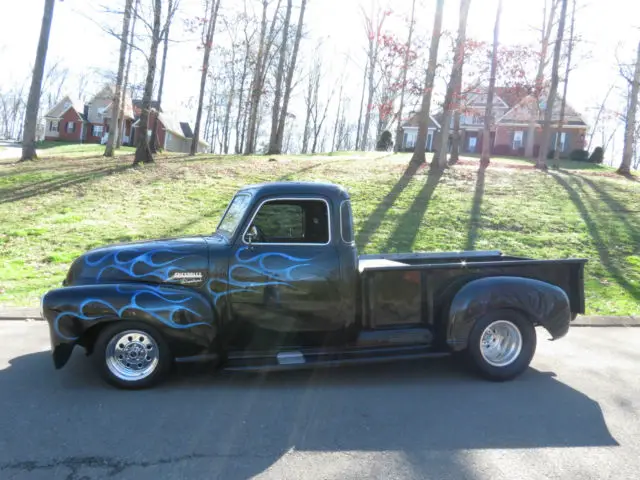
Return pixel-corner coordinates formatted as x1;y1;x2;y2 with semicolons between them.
227;197;344;350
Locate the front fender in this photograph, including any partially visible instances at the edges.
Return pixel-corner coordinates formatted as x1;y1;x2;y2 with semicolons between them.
42;283;216;368
447;276;571;351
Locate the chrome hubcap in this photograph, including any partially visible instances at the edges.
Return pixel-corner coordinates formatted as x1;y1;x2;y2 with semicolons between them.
479;320;523;367
105;330;159;381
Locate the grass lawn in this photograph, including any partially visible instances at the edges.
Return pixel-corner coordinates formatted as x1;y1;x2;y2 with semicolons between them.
0;151;638;315
31;141;136;158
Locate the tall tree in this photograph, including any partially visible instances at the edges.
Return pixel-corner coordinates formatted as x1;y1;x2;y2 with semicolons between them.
525;0;559;158
480;0;502;166
552;0;576;168
150;0;179;152
104;0;134;157
273;0;308;153
267;0;292;154
536;0;568;170
117;0;140;148
133;0;163;165
244;0;282;155
355;59;368;150
191;0;222;155
360;5;388;151
20;0;56;161
434;0;472;169
410;0;444;164
619;40;640;175
393;0;417;153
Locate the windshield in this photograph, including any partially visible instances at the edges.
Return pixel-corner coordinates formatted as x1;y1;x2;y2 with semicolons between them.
217;193;252;237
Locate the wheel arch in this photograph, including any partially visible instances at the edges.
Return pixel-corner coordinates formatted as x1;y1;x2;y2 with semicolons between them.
446;276;571;352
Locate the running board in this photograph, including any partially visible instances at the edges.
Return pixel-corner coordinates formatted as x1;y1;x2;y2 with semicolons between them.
223;344;449;372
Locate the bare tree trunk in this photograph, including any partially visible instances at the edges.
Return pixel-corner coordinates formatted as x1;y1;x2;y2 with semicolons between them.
274;0;307;153
434;0;471;169
20;0;56;161
450;109;461;163
105;0;133;157
150;0;175;153
411;0;444;164
394;0;417;153
620;40;640;175
235;36;251;154
525;0;559;158
588;84;614;152
536;0;568;170
553;0;576;168
133;0;162;165
355;59;368;150
191;0;221;156
268;0;292;154
222;73;235;154
480;0;502;166
244;0;270;155
302;70;314;154
117;0;139;148
332;81;344;152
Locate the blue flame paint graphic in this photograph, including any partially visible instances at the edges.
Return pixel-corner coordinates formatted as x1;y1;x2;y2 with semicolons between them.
84;243;205;282
208;247;314;305
54;284;211;341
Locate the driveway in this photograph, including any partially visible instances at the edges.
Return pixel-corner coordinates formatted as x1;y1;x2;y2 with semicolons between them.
0;141;22;160
0;323;637;479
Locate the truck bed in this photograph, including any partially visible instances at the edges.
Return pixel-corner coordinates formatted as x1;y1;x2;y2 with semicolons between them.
358;251;587;332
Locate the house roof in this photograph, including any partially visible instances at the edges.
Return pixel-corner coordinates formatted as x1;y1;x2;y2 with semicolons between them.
99;98;134;120
43;95;84;120
180;122;194;138
497;94;588;127
401;112;441;130
132;100;162;114
493;86;530;108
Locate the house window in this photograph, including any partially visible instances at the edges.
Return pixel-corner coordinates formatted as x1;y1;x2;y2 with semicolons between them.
404;132;416;149
555;132;567;151
49;121;59;132
66;122;75;133
92;125;104;137
513;130;524;150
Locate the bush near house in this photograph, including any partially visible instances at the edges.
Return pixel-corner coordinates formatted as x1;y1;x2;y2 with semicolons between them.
589;147;604;164
376;130;393;151
570;149;590;162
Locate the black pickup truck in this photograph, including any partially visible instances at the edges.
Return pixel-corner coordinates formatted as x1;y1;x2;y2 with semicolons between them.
41;181;587;389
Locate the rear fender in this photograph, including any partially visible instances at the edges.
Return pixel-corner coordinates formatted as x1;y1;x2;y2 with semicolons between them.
42;283;216;368
447;276;571;351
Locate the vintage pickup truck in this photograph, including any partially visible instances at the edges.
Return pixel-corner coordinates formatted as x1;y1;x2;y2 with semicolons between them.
41;181;587;389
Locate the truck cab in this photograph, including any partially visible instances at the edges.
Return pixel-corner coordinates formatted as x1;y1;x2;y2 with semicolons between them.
42;181;587;389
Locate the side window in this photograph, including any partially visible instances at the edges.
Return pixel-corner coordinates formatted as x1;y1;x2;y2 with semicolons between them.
246;199;329;244
340;200;354;243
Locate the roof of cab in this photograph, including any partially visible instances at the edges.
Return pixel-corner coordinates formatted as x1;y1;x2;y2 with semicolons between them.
238;181;350;200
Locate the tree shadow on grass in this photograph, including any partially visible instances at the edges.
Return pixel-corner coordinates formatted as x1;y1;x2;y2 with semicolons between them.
0;164;134;204
566;172;640;249
464;165;486;251
550;172;640;302
382;165;444;252
355;161;425;249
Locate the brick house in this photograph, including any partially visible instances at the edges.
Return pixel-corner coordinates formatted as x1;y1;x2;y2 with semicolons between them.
400;86;588;156
43;85;134;144
132;110;209;154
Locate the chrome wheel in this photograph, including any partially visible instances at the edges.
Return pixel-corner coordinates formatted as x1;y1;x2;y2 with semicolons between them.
105;330;159;382
479;320;523;367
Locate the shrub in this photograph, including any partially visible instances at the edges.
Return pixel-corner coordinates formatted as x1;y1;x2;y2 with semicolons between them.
376;130;393;151
570;149;590;162
589;146;604;164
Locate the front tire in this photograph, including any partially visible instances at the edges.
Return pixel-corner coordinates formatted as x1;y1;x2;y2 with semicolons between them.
467;310;536;381
93;322;171;389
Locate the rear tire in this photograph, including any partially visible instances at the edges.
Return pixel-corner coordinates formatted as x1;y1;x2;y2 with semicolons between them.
467;310;536;381
93;321;172;389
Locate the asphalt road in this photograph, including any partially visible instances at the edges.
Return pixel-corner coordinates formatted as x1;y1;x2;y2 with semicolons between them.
0;323;639;480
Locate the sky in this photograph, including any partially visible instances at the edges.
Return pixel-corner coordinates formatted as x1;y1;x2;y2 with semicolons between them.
1;0;639;161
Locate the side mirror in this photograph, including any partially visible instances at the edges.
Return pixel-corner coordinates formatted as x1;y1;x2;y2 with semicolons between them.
245;225;258;244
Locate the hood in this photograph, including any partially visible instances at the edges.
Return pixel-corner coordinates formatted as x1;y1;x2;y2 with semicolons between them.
65;236;214;287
